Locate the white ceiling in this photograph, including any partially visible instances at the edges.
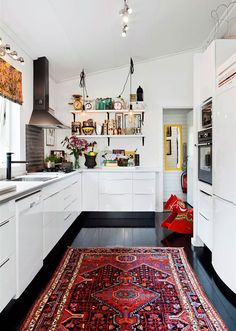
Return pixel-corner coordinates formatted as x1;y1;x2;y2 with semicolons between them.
0;0;224;81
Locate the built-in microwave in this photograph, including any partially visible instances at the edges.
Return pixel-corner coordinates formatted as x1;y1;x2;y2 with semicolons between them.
201;99;212;129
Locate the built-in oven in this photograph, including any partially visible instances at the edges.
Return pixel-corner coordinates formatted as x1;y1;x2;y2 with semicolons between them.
198;128;212;185
201;99;212;129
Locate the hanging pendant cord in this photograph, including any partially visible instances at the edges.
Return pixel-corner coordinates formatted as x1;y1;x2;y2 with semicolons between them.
118;58;134;98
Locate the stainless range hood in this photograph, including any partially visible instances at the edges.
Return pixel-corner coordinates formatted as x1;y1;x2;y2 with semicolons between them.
29;56;69;129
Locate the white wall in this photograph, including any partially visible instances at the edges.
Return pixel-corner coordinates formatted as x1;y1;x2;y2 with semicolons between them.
55;52;194;169
163;109;192;201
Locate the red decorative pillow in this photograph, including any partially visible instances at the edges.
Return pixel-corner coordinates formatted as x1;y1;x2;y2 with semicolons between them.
161;211;178;229
164;195;187;212
168;209;193;234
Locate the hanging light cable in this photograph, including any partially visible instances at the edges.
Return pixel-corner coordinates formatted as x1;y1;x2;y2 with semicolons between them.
79;69;89;111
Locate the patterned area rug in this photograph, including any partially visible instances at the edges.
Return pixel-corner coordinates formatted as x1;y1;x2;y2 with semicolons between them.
20;247;227;331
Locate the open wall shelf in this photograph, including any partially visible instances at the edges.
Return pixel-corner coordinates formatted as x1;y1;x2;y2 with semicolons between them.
75;134;145;146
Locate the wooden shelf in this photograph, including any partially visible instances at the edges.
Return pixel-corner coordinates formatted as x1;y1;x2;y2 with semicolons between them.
75;134;145;138
71;109;145;114
74;134;145;146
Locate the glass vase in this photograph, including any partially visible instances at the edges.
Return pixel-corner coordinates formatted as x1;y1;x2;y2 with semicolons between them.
74;155;80;169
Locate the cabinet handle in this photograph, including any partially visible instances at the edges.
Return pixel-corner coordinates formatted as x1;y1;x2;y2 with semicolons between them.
30;202;36;208
65;212;72;221
0;258;10;269
199;212;210;221
0;219;10;228
200;190;212;197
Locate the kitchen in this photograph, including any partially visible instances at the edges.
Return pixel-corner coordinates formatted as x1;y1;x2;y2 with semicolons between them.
0;1;236;330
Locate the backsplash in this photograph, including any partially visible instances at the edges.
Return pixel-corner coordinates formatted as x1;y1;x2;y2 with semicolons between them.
26;125;44;172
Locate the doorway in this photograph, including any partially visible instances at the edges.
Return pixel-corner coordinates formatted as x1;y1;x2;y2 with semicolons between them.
163;108;193;205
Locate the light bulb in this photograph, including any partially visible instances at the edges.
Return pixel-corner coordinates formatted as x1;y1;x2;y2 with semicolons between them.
5;44;11;53
11;51;18;60
122;30;127;37
123;14;129;23
18;57;25;65
128;7;132;14
124;24;129;31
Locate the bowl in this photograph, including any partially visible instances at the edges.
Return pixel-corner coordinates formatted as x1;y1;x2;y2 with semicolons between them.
82;126;94;135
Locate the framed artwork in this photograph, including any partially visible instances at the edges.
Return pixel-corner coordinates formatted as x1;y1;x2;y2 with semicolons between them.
166;126;172;137
124;114;134;128
134;114;142;128
115;113;123;128
166;140;172;155
46;128;55;146
113;149;125;156
50;150;65;162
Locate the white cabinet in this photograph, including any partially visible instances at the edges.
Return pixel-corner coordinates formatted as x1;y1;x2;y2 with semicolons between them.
200;42;216;103
0;201;16;312
82;172;99;211
43;173;82;258
16;191;43;298
43;190;64;259
213;196;236;293
82;171;157;212
197;189;213;250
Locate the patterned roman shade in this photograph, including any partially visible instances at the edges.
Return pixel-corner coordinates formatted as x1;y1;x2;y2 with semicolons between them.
0;57;23;105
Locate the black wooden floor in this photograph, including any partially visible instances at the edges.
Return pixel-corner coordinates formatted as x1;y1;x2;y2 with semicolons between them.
0;212;236;330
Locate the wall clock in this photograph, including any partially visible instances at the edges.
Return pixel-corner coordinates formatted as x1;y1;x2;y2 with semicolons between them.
113;100;123;110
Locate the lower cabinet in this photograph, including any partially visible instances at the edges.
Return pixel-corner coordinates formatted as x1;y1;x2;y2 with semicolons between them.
213;196;236;293
82;171;157;212
16;191;43;298
197;188;213;250
0;201;16;312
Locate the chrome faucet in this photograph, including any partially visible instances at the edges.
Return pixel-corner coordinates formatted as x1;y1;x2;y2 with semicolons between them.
6;152;28;180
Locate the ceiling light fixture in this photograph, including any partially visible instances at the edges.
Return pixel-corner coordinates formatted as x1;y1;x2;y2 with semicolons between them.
119;0;132;37
0;37;25;65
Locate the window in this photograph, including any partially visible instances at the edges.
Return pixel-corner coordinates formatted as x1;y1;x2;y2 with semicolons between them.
0;95;21;165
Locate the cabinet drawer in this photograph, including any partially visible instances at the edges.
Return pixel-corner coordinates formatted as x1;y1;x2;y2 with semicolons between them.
133;195;156;211
100;172;132;181
100;194;133;211
100;180;132;194
0;217;15;263
133;180;155;194
133;172;155;180
43;217;64;258
199;190;213;220
0;201;15;224
0;254;16;313
43;192;64;225
198;213;212;250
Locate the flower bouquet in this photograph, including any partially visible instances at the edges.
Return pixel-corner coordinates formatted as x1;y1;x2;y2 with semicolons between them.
61;135;88;169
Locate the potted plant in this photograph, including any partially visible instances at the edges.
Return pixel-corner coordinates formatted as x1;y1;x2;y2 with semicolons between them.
45;155;60;169
61;136;88;169
84;141;97;168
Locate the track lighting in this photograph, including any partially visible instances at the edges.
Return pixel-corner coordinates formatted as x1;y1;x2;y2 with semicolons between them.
0;37;24;65
119;0;132;37
122;29;127;38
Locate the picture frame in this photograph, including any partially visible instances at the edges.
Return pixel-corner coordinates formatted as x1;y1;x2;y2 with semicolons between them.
134;114;142;128
115;113;123;128
166;126;172;137
166;140;172;155
124;114;134;129
50;150;65;162
46;128;55;146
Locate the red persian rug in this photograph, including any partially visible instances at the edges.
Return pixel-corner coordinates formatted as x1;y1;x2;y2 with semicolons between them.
20;247;227;331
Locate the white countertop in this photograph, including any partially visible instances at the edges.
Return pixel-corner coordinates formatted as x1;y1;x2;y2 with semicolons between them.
0;167;161;205
80;166;161;172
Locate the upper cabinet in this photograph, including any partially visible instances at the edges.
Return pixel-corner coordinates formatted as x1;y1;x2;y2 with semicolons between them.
194;39;236;107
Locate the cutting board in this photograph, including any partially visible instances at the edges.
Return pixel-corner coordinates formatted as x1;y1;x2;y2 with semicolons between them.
0;182;17;195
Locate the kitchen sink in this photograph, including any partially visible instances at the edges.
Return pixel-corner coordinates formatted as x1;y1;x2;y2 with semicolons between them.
12;176;57;182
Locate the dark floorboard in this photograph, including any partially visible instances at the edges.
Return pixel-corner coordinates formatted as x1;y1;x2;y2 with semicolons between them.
0;212;236;330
